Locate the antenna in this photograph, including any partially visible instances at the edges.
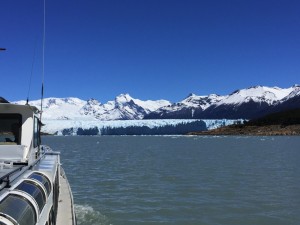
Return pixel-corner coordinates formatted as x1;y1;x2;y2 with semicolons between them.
26;38;38;105
40;0;46;121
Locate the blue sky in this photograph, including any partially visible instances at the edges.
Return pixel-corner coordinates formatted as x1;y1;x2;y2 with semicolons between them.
1;0;299;103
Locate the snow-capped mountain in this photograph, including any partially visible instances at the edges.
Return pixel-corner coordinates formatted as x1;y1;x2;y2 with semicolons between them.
270;84;300;113
200;85;297;119
279;85;300;102
80;94;171;120
15;94;171;121
145;85;300;119
13;85;299;121
15;97;88;120
215;85;293;106
145;93;225;119
180;93;225;110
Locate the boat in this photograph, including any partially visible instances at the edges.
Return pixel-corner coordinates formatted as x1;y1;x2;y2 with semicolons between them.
0;97;76;225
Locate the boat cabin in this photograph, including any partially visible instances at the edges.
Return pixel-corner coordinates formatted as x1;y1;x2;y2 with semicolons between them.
0;103;41;165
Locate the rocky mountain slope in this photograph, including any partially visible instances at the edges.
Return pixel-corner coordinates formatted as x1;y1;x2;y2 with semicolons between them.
145;85;300;119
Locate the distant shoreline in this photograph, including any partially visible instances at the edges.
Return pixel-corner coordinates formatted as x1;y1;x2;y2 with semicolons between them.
188;124;300;136
189;108;300;136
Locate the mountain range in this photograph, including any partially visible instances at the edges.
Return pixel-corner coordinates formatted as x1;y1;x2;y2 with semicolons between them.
14;85;300;120
146;85;300;119
15;94;171;121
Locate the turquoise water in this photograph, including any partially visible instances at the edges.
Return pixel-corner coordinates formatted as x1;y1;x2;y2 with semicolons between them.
42;136;300;225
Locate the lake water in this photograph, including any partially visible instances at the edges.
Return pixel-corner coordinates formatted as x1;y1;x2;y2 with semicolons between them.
42;136;300;225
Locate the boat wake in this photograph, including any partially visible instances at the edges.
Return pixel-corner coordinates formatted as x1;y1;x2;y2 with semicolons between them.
75;204;112;225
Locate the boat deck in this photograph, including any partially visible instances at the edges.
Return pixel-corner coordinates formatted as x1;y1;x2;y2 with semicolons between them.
56;168;76;225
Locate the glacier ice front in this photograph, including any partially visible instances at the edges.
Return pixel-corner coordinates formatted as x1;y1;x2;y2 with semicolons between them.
41;119;245;135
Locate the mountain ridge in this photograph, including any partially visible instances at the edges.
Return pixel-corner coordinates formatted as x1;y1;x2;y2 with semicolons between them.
12;85;300;120
145;85;300;119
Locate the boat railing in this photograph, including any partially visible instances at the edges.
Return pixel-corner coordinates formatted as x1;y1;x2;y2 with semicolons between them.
0;164;27;189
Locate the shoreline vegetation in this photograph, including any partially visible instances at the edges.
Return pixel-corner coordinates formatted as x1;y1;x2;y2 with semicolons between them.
188;124;300;136
188;108;300;136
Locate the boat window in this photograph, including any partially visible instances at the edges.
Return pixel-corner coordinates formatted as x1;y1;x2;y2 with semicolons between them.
0;194;37;225
33;117;40;148
29;173;51;196
0;213;17;225
15;180;46;213
0;114;22;145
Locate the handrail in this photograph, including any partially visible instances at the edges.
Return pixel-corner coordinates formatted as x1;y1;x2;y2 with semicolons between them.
0;165;27;189
0;147;47;190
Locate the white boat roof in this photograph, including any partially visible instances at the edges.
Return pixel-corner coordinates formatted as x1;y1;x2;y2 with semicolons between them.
0;103;40;115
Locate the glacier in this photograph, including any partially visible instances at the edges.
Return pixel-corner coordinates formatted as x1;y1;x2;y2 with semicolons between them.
42;119;245;135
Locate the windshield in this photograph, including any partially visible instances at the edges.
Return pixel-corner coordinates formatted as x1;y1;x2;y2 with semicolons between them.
0;114;22;145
